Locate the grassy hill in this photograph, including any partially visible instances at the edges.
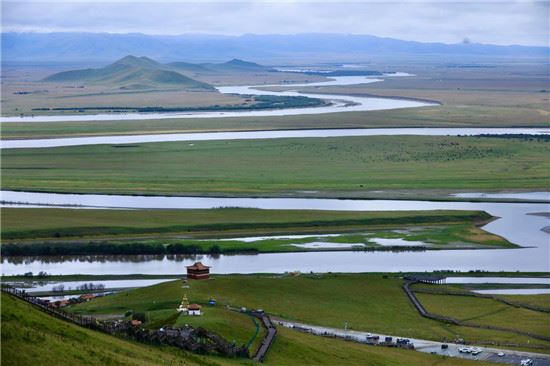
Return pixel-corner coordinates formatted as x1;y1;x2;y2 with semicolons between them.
43;55;275;90
205;59;274;72
2;292;497;366
0;293;225;366
43;55;216;91
168;58;273;75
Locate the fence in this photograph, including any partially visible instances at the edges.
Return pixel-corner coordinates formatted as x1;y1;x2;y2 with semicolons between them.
1;285;251;359
251;311;277;363
403;281;550;343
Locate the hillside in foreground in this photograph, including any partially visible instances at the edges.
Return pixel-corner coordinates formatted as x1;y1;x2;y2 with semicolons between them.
2;293;498;366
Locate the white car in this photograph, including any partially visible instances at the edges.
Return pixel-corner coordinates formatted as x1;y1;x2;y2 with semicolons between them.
521;359;533;366
497;352;505;357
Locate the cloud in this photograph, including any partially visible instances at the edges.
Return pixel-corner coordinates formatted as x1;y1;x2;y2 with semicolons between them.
2;1;548;46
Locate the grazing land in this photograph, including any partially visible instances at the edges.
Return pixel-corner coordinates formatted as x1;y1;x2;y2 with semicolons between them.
2;63;548;140
2;293;497;366
0;208;494;239
71;274;550;352
416;292;550;338
0;58;325;117
0;293;222;366
499;295;550;309
3;136;548;196
1;208;514;255
264;64;550;128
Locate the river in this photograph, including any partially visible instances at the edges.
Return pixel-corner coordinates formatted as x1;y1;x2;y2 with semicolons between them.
1;73;548;275
2;127;549;149
0;76;435;123
1;191;549;275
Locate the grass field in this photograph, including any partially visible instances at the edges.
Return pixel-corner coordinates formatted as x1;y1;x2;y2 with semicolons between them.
3;136;549;196
3;293;499;366
2;64;548;140
1;65;325;117
72;274;550;350
499;294;550;309
2;208;512;254
416;292;550;338
0;293;225;366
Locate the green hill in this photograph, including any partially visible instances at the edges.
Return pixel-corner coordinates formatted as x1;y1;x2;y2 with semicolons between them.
168;58;273;75
167;61;213;74
44;55;215;91
0;293;220;366
44;55;275;89
2;292;500;366
204;59;275;72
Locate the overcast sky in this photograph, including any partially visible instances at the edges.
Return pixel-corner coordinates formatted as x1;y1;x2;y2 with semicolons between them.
2;1;549;46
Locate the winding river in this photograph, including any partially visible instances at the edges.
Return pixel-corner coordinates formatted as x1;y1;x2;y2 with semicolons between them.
1;74;549;275
0;76;435;123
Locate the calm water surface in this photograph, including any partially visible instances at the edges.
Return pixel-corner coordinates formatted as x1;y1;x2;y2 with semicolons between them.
8;278;176;293
2;191;548;275
446;277;550;284
473;289;550;295
2;127;549;149
453;192;550;201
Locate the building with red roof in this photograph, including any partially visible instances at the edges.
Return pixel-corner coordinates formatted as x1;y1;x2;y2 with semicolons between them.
186;262;210;280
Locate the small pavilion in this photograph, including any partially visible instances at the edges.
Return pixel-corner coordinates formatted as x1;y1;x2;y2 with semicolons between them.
186;262;210;280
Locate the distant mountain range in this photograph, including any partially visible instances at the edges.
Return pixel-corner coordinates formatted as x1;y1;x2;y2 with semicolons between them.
3;32;548;64
43;55;273;90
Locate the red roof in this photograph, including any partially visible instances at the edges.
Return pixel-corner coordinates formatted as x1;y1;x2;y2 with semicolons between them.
186;262;210;270
188;304;202;310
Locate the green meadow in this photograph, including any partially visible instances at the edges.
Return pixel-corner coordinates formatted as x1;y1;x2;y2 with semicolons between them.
2;293;499;366
2;208;515;255
71;274;550;352
3;136;549;196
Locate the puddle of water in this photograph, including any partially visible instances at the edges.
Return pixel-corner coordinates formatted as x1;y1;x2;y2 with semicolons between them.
369;237;428;247
217;233;342;243
289;242;366;249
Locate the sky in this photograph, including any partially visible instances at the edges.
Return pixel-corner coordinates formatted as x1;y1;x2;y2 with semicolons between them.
2;1;549;46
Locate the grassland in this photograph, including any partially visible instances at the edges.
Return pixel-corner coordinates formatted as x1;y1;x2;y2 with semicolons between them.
2;64;547;140
0;206;496;239
0;293;227;366
416;292;550;337
3;136;548;196
72;274;550;350
3;208;513;255
0;62;324;117
2;293;498;366
499;294;550;309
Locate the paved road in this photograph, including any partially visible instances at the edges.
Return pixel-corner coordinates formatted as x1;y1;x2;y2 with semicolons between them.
274;318;550;366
